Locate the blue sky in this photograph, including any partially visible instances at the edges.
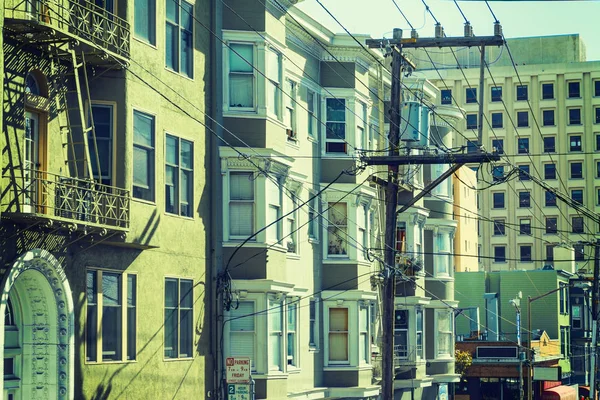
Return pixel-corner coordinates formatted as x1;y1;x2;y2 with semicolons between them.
297;0;600;61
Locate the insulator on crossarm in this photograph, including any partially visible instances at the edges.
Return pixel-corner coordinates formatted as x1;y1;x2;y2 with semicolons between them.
494;21;502;37
411;29;419;39
434;23;444;38
393;28;403;40
464;22;473;37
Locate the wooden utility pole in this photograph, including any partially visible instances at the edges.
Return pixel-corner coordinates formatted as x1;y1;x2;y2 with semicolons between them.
366;28;504;399
380;27;404;400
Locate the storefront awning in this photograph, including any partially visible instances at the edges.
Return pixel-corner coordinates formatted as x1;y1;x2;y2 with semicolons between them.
542;385;578;400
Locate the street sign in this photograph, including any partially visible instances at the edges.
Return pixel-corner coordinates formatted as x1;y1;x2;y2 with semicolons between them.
227;384;250;400
226;357;251;383
533;366;562;381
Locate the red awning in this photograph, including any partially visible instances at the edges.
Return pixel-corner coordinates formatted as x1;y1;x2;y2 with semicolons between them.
542;385;578;400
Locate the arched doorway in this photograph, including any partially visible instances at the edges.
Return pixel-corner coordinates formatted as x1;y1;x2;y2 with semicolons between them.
0;249;74;400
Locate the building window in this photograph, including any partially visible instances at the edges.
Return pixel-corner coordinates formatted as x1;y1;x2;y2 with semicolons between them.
164;278;193;359
466;140;478;153
229;301;255;369
520;245;532;261
597;188;600;205
491;112;503;128
595;107;600;124
542;83;554;99
597;162;600;178
359;305;370;364
516;85;528;101
327;203;348;256
165;134;193;217
309;299;319;349
266;178;282;244
517;138;529;154
572;305;582;329
466;114;478;129
571;189;584;205
571;162;583;179
491;86;502;102
546;244;555;261
134;0;156;44
546;191;557;207
519;219;531;235
329;308;349;363
574;244;585;261
595;80;600;97
89;104;113;186
544;163;556;180
307;90;317;138
394;310;408;359
596;134;600;151
518;165;530;181
491;139;504;154
287;301;298;367
519;191;531;208
546;217;558;234
325;98;347;153
436;310;453;358
86;270;137;362
543;137;555;153
308;193;318;241
569;135;582;152
166;0;193;78
542;109;555;126
286;196;298;253
569;108;581;125
466;88;477;104
441;89;452;105
268;297;283;371
266;48;282;118
229;43;254;108
572;216;584;233
493;192;505;209
133;110;155;201
494;246;506;262
357;101;367;150
517;111;529;127
229;172;254;238
493;219;505;235
435;232;451;277
284;80;297;141
568;81;580;98
357;204;368;260
492;166;504;182
416;308;423;359
560;326;570;359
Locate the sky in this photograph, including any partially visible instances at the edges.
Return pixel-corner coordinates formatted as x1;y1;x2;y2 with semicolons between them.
296;0;600;61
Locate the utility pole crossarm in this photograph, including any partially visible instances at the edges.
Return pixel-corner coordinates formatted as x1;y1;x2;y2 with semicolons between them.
366;36;504;49
362;152;500;166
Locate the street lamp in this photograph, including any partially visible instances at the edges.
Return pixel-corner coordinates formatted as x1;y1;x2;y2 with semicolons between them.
509;292;523;400
527;281;592;400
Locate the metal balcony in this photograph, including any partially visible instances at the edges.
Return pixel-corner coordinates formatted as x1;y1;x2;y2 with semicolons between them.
4;0;130;62
2;170;130;231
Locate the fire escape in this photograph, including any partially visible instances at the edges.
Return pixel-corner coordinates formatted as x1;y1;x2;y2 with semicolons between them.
2;0;131;234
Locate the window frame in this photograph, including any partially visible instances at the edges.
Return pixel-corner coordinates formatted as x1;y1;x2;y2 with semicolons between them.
165;133;194;218
284;79;297;142
307;89;317;139
441;89;452;105
466;113;478;130
132;110;156;202
86;269;137;363
517;137;529;154
324;98;347;154
570;162;583;179
327;307;350;365
568;108;582;125
309;298;319;350
490;86;502;102
519;245;532;262
569;135;582;152
519;191;531;208
543;137;556;153
541;83;554;100
435;309;454;359
494;246;506;263
491;138;504;154
327;202;348;257
517;111;529;127
165;0;194;78
571;189;584;205
492;192;505;209
516;85;528;101
544;163;557;180
518;165;530;181
545;217;558;234
465;87;477;104
89;102;115;186
493;219;506;236
491;112;503;128
542;109;555;126
571;216;584;234
134;0;156;45
287;299;299;368
228;171;256;240
227;42;256;111
568;81;581;98
164;277;194;360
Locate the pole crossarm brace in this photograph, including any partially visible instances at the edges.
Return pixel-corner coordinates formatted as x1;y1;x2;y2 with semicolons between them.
396;162;464;214
362;152;500;166
366;35;505;49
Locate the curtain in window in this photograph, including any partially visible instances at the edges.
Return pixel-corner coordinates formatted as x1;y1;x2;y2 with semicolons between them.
229;44;254;108
329;308;348;362
230;301;255;368
327;203;347;255
230;173;253;236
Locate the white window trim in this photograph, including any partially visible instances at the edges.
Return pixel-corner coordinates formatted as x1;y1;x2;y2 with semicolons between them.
434;309;454;360
309;298;320;351
223;39;258;114
226;170;257;241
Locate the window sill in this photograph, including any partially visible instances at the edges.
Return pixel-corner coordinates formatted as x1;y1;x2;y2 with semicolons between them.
85;359;138;365
323;365;371;372
132;36;158;50
308;238;319;245
287;366;301;374
286;139;300;150
430;356;455;363
164;66;194;82
307;136;318;143
252;372;288;380
309;347;320;353
286;253;301;260
163;357;194;362
164;212;195;221
132;197;157;206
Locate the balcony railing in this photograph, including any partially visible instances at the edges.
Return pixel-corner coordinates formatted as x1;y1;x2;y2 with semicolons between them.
5;0;130;59
3;170;130;230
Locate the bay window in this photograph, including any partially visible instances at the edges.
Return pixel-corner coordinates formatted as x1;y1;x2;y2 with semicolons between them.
229;301;255;370
309;298;319;349
268;297;284;371
229;172;254;238
266;48;281;118
357;204;368;260
435;232;451;277
307;90;317;138
286;195;297;253
325;98;347;153
416;308;423;359
229;43;254;109
359;304;370;364
394;310;408;359
266;178;282;244
328;308;349;363
327;203;348;256
436;310;453;358
357;101;367;150
287;301;298;367
284;79;297;140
